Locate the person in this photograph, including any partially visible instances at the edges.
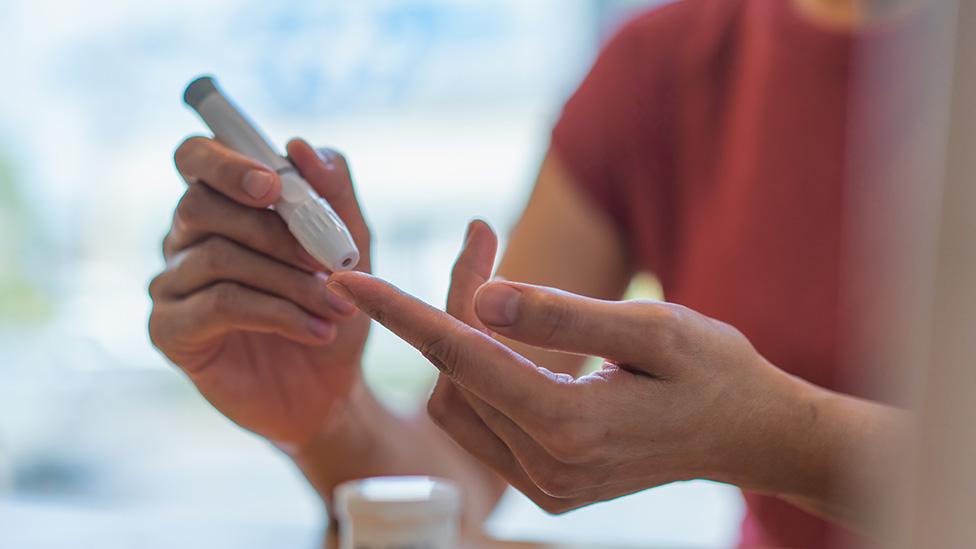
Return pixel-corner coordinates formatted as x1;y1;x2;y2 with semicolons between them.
148;0;926;546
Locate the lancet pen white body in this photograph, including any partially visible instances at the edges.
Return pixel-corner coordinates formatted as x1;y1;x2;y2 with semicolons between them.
183;76;360;272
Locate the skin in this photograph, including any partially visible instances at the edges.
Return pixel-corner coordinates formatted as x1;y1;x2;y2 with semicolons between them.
149;0;915;539
151;139;909;537
150;138;370;447
151;137;517;525
330;248;912;531
795;0;920;28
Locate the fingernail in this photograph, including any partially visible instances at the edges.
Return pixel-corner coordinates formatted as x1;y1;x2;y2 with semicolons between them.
316;149;338;171
308;317;335;340
476;283;520;327
326;281;355;305
318;273;356;315
243;170;274;199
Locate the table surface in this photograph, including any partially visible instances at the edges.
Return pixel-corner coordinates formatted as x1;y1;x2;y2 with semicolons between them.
325;531;637;548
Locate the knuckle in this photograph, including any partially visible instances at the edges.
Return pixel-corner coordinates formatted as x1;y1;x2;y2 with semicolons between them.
199;237;234;275
147;310;175;355
208;282;240;317
651;303;689;349
537;293;578;345
147;273;165;300
147;314;164;349
161;232;175;259
419;334;464;384
215;155;241;187
655;301;688;325
358;289;404;326
360;299;386;326
426;387;450;426
251;212;285;252
175;184;210;230
629;300;680;349
174;136;208;171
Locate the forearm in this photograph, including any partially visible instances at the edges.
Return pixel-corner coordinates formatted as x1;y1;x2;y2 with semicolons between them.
730;372;915;537
287;380;506;530
783;383;914;537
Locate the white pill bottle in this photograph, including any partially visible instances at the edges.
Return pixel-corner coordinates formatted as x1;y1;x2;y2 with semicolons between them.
334;476;461;549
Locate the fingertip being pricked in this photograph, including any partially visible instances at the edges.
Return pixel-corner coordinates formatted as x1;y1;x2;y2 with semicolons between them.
326;269;371;288
317;272;356;315
325;279;355;306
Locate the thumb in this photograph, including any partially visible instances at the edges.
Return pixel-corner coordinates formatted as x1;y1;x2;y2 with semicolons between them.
474;281;667;366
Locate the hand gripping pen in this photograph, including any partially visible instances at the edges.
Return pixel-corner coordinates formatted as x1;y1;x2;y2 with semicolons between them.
183;76;360;272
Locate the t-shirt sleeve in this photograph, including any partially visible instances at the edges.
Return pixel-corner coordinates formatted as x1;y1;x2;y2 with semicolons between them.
550;12;677;274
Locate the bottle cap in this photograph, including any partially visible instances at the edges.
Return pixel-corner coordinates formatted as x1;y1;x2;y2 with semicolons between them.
335;476;461;521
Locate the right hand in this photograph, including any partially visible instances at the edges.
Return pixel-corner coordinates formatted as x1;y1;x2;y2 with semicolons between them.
149;137;372;448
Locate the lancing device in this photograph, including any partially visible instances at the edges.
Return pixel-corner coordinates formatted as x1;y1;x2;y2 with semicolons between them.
183;75;360;272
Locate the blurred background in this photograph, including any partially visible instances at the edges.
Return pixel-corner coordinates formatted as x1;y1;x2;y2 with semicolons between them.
0;0;744;546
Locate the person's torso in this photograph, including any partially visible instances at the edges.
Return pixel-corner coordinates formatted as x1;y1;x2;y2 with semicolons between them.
664;0;850;394
610;1;927;546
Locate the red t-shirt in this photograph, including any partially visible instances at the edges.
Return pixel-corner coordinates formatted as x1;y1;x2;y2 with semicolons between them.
551;0;927;547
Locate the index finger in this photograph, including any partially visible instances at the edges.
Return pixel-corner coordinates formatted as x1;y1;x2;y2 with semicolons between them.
328;271;567;418
174;136;281;208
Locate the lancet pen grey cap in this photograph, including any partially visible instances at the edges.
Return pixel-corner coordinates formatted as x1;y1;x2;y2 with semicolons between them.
180;73;361;272
184;76;218;109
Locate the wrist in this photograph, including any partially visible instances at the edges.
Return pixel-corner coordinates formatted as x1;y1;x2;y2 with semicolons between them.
711;363;828;496
285;378;403;508
716;366;916;533
284;377;373;460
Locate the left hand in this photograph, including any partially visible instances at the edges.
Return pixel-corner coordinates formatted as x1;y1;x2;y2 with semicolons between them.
326;226;810;512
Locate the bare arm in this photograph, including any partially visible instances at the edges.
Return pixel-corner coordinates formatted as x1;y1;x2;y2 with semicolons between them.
310;146;919;537
768;385;915;537
155;135;914;536
328;250;921;540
